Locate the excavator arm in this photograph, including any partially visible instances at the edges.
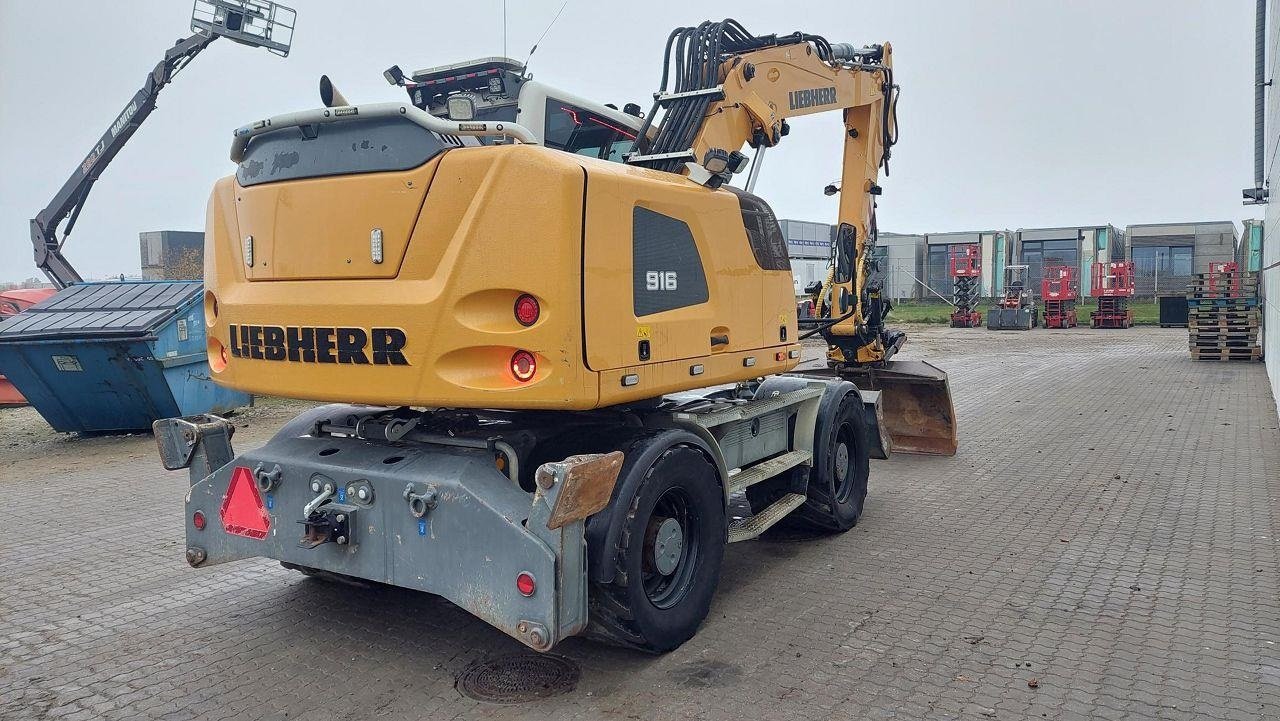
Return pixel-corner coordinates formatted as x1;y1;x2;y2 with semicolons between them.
629;22;956;455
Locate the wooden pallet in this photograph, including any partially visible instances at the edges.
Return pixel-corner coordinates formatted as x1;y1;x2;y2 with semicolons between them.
1189;326;1259;335
1187;338;1259;345
1186;297;1260;308
1189;273;1258;280
1187;317;1259;325
1189;341;1260;349
1189;277;1259;285
1188;308;1260;318
1189;328;1259;337
1189;318;1258;326
1190;347;1262;361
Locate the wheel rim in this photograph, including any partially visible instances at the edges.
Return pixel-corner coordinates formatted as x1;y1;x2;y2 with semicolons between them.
832;421;856;504
642;486;700;609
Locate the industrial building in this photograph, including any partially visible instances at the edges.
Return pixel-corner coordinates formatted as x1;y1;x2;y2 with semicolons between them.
1240;219;1263;271
781;219;926;300
1013;225;1122;298
874;232;925;301
779;218;832;296
140;230;204;281
1260;0;1279;417
924;230;1012;299
1123;221;1238;296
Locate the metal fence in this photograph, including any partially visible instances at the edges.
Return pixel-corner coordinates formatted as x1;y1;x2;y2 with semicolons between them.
869;259;959;303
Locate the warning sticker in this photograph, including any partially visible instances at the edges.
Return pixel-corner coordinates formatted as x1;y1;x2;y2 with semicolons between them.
52;355;83;372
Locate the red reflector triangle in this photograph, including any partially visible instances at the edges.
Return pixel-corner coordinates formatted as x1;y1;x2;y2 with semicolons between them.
220;466;271;540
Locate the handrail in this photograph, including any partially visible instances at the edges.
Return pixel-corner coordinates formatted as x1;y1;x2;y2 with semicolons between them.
229;102;539;162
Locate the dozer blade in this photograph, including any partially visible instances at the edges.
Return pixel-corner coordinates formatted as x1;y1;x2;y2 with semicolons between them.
837;360;958;456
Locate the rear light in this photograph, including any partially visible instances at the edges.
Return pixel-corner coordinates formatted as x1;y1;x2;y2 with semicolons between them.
203;290;218;326
511;350;536;382
192;510;206;530
220;466;271;540
208;337;229;373
516;571;536;597
514;294;540;326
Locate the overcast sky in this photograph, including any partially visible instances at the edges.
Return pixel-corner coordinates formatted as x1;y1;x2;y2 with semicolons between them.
0;0;1260;283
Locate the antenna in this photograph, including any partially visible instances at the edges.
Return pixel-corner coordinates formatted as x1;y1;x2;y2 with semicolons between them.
503;0;508;58
522;0;570;74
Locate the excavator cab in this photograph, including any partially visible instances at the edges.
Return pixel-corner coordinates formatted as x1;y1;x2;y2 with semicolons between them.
381;57;648;160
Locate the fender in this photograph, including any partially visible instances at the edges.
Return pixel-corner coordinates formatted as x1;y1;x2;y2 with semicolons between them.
758;375;864;472
584;428;723;584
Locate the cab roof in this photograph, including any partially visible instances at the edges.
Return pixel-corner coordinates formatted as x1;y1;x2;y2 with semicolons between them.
410;56;525;85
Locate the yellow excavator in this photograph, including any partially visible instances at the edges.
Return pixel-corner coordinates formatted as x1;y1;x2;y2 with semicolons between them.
158;19;955;653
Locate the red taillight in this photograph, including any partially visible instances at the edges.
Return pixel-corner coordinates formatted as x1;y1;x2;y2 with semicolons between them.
192;510;206;530
219;466;271;540
514;294;540;326
511;350;536;382
516;571;536;597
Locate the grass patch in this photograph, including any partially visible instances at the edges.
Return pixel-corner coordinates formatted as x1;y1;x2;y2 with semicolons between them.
886;299;1163;325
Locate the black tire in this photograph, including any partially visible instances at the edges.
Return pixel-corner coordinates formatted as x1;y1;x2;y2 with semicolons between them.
747;390;870;533
587;445;726;653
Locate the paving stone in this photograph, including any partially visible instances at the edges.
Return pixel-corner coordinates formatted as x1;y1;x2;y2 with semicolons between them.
0;327;1276;719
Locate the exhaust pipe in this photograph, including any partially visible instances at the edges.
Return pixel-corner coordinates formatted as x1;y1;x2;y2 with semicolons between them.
319;75;349;108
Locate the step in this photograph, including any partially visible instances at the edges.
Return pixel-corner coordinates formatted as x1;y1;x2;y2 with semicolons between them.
727;450;812;494
728;493;806;543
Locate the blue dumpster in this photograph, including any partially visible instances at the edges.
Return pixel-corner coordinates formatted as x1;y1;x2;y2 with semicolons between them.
0;280;250;433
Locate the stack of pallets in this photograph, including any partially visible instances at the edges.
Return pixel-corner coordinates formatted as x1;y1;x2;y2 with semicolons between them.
1186;271;1261;361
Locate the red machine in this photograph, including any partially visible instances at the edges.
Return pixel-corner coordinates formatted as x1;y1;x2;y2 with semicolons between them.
1040;265;1078;328
1203;261;1242;296
0;288;57;405
948;244;982;328
1090;261;1135;329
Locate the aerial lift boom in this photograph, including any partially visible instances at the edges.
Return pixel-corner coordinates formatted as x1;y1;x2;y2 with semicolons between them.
29;0;294;288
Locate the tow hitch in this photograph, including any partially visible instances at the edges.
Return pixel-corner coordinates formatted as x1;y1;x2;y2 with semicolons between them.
298;505;356;548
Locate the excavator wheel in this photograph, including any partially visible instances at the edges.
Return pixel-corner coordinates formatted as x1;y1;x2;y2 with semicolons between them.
586;444;726;653
747;387;870;534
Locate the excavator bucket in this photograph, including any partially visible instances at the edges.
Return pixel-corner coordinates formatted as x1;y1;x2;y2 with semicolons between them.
840;360;958;456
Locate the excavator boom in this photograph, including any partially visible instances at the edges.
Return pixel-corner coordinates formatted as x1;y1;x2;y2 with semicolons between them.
627;21;956;455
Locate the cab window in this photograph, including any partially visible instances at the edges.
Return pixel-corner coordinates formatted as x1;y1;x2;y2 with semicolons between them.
544;99;637;162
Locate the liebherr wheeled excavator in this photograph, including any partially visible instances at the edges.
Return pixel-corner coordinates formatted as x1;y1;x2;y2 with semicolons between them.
157;19;956;653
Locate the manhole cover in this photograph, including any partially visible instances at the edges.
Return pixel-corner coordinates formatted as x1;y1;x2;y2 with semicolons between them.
456;653;580;704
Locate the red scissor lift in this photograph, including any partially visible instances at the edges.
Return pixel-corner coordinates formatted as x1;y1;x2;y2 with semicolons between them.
948;244;982;328
1040;265;1078;328
1091;261;1135;329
